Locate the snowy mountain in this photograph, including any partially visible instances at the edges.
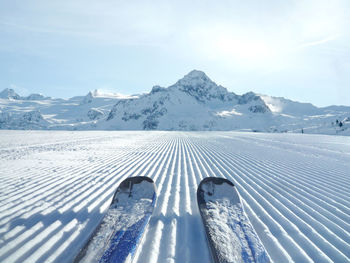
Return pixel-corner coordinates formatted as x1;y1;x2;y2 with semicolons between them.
0;90;122;130
102;70;273;131
0;88;21;100
1;70;350;135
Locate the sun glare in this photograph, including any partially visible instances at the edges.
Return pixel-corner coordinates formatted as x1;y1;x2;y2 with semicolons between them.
190;25;282;68
216;35;275;62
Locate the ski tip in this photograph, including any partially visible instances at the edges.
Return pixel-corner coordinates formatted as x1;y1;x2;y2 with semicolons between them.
197;177;235;205
198;177;234;188
119;176;154;188
112;176;156;204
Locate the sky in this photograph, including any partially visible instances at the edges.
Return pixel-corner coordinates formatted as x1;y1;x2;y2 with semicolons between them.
0;0;350;107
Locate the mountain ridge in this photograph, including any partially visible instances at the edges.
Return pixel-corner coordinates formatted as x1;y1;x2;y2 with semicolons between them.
1;70;349;135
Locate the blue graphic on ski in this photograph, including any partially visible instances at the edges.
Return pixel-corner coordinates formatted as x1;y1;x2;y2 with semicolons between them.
75;176;157;263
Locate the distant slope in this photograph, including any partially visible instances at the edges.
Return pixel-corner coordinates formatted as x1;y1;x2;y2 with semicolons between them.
0;91;123;130
1;70;350;135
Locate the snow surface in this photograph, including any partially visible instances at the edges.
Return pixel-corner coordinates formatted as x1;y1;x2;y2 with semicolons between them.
0;131;350;263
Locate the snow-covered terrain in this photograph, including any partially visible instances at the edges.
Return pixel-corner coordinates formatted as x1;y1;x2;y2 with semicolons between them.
0;89;129;130
1;70;350;135
0;131;349;263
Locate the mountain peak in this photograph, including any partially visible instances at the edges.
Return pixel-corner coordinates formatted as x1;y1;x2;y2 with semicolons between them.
169;70;238;103
0;88;21;100
173;70;216;88
183;70;210;80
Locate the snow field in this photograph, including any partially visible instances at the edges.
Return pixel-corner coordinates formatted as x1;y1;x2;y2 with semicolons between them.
0;131;349;263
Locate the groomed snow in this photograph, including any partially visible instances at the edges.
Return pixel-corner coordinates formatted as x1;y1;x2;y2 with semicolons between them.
0;131;349;263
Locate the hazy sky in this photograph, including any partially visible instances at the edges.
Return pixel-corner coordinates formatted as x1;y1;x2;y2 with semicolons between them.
1;0;350;106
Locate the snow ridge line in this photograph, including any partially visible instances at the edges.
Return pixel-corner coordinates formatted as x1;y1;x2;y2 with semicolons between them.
232;135;350;185
50;137;171;262
194;136;350;262
134;139;177;263
1;136;169;262
0;140;158;227
0;149;133;222
186;137;301;262
237;149;350;217
232;150;350;235
156;138;179;263
181;137;211;262
0;138;142;204
207;146;350;261
213;137;350;211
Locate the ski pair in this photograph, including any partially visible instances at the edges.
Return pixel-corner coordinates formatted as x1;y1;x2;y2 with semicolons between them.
74;176;269;263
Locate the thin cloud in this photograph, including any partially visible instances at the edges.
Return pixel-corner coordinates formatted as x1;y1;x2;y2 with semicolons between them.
298;35;340;48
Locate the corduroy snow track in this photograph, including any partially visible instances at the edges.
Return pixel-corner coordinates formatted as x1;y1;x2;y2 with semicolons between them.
0;131;349;263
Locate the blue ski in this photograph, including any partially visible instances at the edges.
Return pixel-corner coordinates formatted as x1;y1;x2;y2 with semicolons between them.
197;177;270;263
75;176;157;263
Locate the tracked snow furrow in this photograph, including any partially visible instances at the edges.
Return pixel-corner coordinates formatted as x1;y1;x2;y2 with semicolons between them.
232;134;350;165
205;143;350;231
0;149;140;226
153;140;179;263
196;136;350;261
232;135;350;192
222;135;350;191
212;137;350;216
196;138;350;260
230;152;350;236
236;150;350;219
1;131;349;263
173;139;190;262
0;134;168;261
78;139;171;214
251;154;350;205
0;143;140;209
214;153;349;261
63;142;166;213
180;142;191;214
134;140;177;263
238;158;350;250
190;140;316;262
176;142;191;262
182;138;198;213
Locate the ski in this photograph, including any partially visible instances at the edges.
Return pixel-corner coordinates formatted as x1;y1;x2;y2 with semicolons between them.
74;176;157;263
197;177;270;263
